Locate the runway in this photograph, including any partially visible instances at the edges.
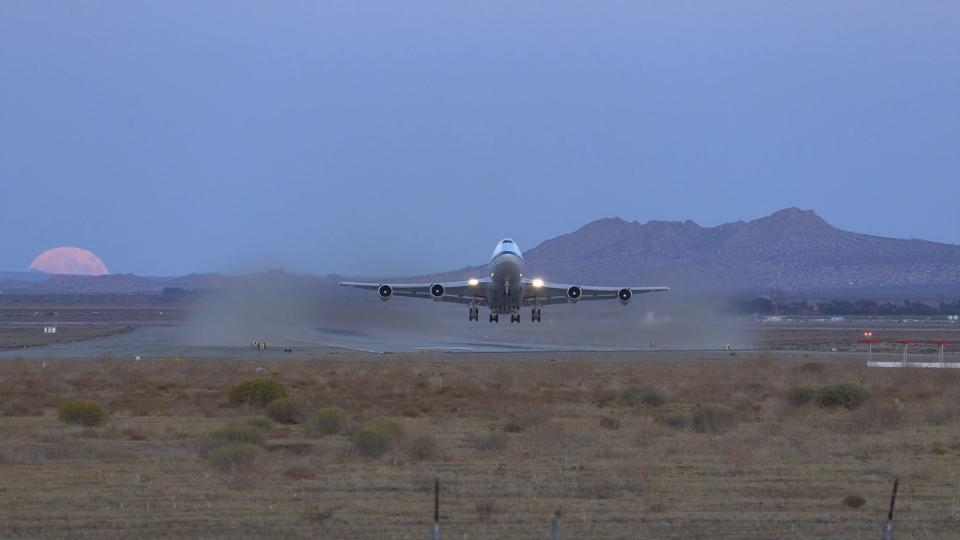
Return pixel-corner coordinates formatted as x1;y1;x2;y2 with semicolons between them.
0;323;678;358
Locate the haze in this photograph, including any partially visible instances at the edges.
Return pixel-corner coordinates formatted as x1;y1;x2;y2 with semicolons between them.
1;2;957;276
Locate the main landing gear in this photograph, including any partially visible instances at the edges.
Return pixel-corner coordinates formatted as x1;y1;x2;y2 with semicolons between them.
468;305;479;322
482;308;537;324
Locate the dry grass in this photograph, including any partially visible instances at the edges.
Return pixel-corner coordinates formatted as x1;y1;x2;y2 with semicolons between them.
0;352;959;538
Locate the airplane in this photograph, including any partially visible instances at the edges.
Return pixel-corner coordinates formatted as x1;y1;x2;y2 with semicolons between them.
339;238;670;323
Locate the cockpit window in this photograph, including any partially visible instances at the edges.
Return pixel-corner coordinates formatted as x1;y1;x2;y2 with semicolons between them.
501;239;513;244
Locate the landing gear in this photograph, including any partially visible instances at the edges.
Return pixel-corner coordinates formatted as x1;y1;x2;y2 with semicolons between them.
510;312;520;324
468;305;479;322
531;307;541;322
489;312;499;323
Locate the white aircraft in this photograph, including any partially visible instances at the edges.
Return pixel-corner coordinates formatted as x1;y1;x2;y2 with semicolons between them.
340;238;670;323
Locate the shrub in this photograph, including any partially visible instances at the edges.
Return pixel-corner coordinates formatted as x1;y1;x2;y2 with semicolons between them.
308;406;347;435
503;420;524;433
620;387;666;407
816;383;870;409
353;417;405;458
469;432;509;452
57;399;108;426
843;494;866;509
407;435;437;461
476;499;496;521
247;416;273;431
228;378;288;407
207;442;261;473
665;414;689;430
265;398;307;424
200;426;266;457
786;385;819;406
692;405;737;434
367;417;405;438
599;416;621;430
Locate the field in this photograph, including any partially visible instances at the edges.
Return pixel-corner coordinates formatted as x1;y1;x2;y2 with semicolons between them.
2;351;959;539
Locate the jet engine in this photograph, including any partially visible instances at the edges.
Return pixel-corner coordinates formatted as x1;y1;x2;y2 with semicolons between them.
377;284;393;301
566;285;582;302
430;284;445;300
618;288;632;305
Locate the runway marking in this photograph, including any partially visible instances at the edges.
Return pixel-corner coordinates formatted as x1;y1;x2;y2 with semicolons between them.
868;361;960;369
325;344;384;354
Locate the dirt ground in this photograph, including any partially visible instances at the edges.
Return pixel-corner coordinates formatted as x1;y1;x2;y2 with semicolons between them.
1;352;959;539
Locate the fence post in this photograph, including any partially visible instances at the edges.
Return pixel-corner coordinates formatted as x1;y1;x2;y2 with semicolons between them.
430;478;440;540
551;513;559;540
882;478;898;540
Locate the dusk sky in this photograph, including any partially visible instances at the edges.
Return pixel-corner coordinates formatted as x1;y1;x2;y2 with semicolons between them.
1;2;957;277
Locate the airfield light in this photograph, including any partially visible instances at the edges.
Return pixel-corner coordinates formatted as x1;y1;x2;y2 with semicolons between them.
468;278;479;286
532;278;544;288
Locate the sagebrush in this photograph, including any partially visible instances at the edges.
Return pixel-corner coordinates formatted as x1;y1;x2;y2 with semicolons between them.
228;378;288;407
57;399;108;427
308;406;347;435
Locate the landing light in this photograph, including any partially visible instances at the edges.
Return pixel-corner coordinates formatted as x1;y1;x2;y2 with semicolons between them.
468;278;479;286
532;278;544;288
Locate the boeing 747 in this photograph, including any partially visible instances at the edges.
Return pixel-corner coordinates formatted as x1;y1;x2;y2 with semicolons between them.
340;238;670;323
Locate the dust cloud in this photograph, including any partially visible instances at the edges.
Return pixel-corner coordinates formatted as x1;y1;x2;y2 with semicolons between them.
184;271;752;351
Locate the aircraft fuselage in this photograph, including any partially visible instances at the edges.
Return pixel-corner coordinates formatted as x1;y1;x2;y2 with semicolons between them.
486;239;525;313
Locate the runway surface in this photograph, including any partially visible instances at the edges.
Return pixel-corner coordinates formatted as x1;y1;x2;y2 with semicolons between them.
0;323;686;358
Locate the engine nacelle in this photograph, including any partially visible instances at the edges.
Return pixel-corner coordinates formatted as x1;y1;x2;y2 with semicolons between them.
618;288;632;305
566;285;582;302
430;283;445;301
377;284;393;301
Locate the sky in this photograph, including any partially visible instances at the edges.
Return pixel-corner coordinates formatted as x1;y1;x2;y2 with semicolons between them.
1;1;958;277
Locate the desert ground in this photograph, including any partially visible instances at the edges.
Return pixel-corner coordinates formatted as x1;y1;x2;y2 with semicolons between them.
1;351;960;539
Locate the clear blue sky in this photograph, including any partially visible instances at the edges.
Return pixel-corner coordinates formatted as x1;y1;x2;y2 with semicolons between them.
1;2;957;276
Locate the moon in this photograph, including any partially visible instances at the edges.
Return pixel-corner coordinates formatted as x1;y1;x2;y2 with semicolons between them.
29;247;109;276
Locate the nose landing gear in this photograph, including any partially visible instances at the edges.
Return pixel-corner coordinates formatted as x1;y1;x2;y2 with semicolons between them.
531;307;541;322
510;311;520;324
468;305;479;322
489;311;499;323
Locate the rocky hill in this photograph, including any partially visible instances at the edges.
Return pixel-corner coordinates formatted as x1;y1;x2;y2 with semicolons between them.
421;208;960;298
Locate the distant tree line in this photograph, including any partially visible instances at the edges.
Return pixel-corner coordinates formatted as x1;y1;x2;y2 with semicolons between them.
737;297;960;316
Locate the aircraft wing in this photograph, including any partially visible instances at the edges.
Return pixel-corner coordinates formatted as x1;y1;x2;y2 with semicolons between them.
523;279;670;306
339;279;490;305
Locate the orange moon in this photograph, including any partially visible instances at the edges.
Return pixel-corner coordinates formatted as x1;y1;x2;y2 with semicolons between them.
29;247;109;276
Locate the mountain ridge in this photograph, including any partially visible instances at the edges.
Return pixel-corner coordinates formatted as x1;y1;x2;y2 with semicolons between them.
417;207;960;297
